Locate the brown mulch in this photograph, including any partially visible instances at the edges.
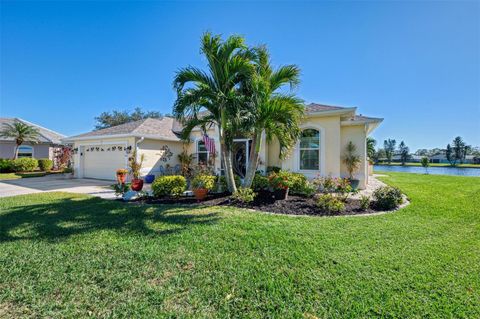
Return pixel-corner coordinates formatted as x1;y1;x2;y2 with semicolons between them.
133;192;378;217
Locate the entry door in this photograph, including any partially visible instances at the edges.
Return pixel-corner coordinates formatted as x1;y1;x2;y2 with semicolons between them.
232;140;251;178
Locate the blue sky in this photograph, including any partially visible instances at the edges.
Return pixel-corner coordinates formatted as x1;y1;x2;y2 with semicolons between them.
1;1;479;151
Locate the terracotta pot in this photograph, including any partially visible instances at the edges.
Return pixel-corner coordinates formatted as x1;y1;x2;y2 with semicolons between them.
274;188;289;200
117;174;126;184
194;188;208;201
131;178;144;191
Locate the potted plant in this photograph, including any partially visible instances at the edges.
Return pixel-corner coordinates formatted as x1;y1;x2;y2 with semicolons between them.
129;149;145;191
116;169;128;184
268;172;290;200
342;141;361;190
191;173;216;201
252;174;273;201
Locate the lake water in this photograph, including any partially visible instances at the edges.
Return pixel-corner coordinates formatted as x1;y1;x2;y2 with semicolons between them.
374;165;480;177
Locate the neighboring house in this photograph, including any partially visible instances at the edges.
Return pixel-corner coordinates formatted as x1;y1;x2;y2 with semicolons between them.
63;103;382;189
429;153;476;164
0;118;65;160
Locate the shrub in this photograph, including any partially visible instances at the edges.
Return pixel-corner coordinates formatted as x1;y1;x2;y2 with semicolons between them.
268;172;290;190
0;159;14;173
217;175;241;192
231;187;256;204
372;186;403;210
266;166;281;174
316;194;345;214
252;174;269;191
111;183;130;197
152;175;187;197
191;174;216;191
336;178;353;202
360;195;371;210
12;158;38;172
313;175;337;193
38;158;53;172
276;171;316;197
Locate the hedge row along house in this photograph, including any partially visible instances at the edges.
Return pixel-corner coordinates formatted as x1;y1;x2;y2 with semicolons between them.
63;103;382;189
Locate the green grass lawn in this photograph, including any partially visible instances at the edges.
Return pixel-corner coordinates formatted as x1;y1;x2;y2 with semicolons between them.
0;171;65;180
0;172;479;318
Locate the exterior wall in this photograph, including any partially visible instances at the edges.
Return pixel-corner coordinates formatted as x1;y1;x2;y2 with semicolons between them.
340;125;367;188
0;142;52;159
188;127;223;175
137;138;184;175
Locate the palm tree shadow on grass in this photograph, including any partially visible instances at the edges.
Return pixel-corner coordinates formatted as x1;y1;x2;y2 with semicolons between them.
0;196;220;242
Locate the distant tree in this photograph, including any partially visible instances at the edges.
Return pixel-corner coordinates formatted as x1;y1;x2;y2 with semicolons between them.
398;141;410;165
452;136;466;164
415;149;429;156
383;139;396;164
421;157;430;174
367;137;376;160
0;120;41;159
94;107;163;130
372;148;386;164
446;144;456;166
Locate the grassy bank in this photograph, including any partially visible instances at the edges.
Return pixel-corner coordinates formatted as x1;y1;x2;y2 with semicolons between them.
376;162;480;168
0;172;479;318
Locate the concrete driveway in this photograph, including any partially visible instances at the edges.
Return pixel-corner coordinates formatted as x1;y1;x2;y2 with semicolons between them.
0;175;116;199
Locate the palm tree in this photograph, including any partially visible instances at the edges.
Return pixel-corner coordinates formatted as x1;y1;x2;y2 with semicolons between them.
242;46;304;188
0;120;40;159
366;137;376;160
173;32;254;192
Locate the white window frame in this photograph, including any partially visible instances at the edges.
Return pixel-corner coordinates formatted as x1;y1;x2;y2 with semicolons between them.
299;129;320;171
17;145;34;158
295;124;326;175
196;140;209;165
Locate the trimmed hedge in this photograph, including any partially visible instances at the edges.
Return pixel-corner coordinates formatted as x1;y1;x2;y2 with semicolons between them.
0;159;14;173
38;158;53;172
152;175;187;197
12;158;38;172
372;186;403;210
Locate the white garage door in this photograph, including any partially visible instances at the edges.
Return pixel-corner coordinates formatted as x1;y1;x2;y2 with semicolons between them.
83;145;127;180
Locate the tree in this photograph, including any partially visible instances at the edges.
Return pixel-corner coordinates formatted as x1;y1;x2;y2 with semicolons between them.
343;141;361;180
241;46;304;188
446;144;456;166
383;139;396;164
173;32;254;192
373;148;386;164
367;137;376;160
94;107;163;130
0;120;40;159
421;157;429;174
398;141;410;165
452;136;465;164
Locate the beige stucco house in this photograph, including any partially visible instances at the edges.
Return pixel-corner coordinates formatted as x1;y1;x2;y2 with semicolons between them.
0;118;65;160
63;103;382;189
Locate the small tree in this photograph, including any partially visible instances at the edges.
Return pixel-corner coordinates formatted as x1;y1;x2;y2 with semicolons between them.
128;149;145;180
398;141;410;165
367;137;376;161
446;144;456;166
0;120;41;159
384;139;396;164
421;157;429;174
343;141;361;180
452;136;465;164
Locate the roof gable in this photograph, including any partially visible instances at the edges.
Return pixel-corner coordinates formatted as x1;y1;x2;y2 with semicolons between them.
0;117;65;144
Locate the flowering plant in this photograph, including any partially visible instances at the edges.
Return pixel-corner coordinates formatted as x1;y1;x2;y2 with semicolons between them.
116;169;128;175
268;172;289;190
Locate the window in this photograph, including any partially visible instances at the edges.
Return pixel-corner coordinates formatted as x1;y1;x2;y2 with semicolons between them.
17;146;34;158
299;129;320;170
197;141;208;165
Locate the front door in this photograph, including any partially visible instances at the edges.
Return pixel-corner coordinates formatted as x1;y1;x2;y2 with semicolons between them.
232;140;251;178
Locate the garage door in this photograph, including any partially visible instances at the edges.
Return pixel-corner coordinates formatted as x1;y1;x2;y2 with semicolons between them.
83;145;127;180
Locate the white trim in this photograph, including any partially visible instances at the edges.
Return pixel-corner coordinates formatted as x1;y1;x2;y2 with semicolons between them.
306;107;357;117
295;124;326;176
62;133;181;143
196;137;210;165
17;145;34;158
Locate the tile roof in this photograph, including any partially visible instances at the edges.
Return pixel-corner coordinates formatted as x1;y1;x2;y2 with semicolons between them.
67;117;181;141
0;117;65;144
343;115;383;122
305;103;351;113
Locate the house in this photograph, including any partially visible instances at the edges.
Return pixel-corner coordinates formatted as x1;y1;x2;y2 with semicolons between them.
0;118;65;160
63;103;382;189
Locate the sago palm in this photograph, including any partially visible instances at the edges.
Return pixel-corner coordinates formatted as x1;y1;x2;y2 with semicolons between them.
0;120;40;159
242;46;304;188
173;32;254;192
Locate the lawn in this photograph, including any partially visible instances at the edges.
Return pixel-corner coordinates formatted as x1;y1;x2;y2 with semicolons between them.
0;171;65;180
0;172;479;318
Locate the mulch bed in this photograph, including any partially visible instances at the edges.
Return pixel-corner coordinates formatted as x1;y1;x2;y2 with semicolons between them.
134;192;379;217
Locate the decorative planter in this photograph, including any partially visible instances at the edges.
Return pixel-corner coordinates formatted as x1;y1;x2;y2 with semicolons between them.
274;188;289;200
349;179;360;190
194;188;208;201
131;178;144;191
144;174;155;184
116;174;127;184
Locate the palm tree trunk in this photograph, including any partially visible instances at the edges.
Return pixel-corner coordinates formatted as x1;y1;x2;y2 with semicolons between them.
243;131;262;188
219;109;237;193
12;143;20;159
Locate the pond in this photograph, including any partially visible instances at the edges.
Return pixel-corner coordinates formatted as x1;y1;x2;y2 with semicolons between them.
374;165;480;177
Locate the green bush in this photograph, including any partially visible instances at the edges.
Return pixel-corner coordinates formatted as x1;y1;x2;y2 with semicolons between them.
217;175;241;192
191;174;216;191
151;175;187;197
252;174;269;191
266;166;281;174
372;186;403;210
12;158;38;172
316;194;345;214
38;158;53;172
0;159;14;173
360;195;371;210
231;187;256;204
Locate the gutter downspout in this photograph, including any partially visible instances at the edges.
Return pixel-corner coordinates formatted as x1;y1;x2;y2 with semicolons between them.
136;137;145;161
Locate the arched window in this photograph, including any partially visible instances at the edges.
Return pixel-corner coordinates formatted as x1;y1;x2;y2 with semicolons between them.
18;145;34;158
299;129;320;170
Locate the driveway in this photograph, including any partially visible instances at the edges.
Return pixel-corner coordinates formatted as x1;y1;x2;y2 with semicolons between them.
0;175;116;199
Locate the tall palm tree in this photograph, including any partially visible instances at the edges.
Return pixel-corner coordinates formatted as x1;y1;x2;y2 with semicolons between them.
0;120;40;159
366;137;376;160
173;32;254;192
242;46;304;188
